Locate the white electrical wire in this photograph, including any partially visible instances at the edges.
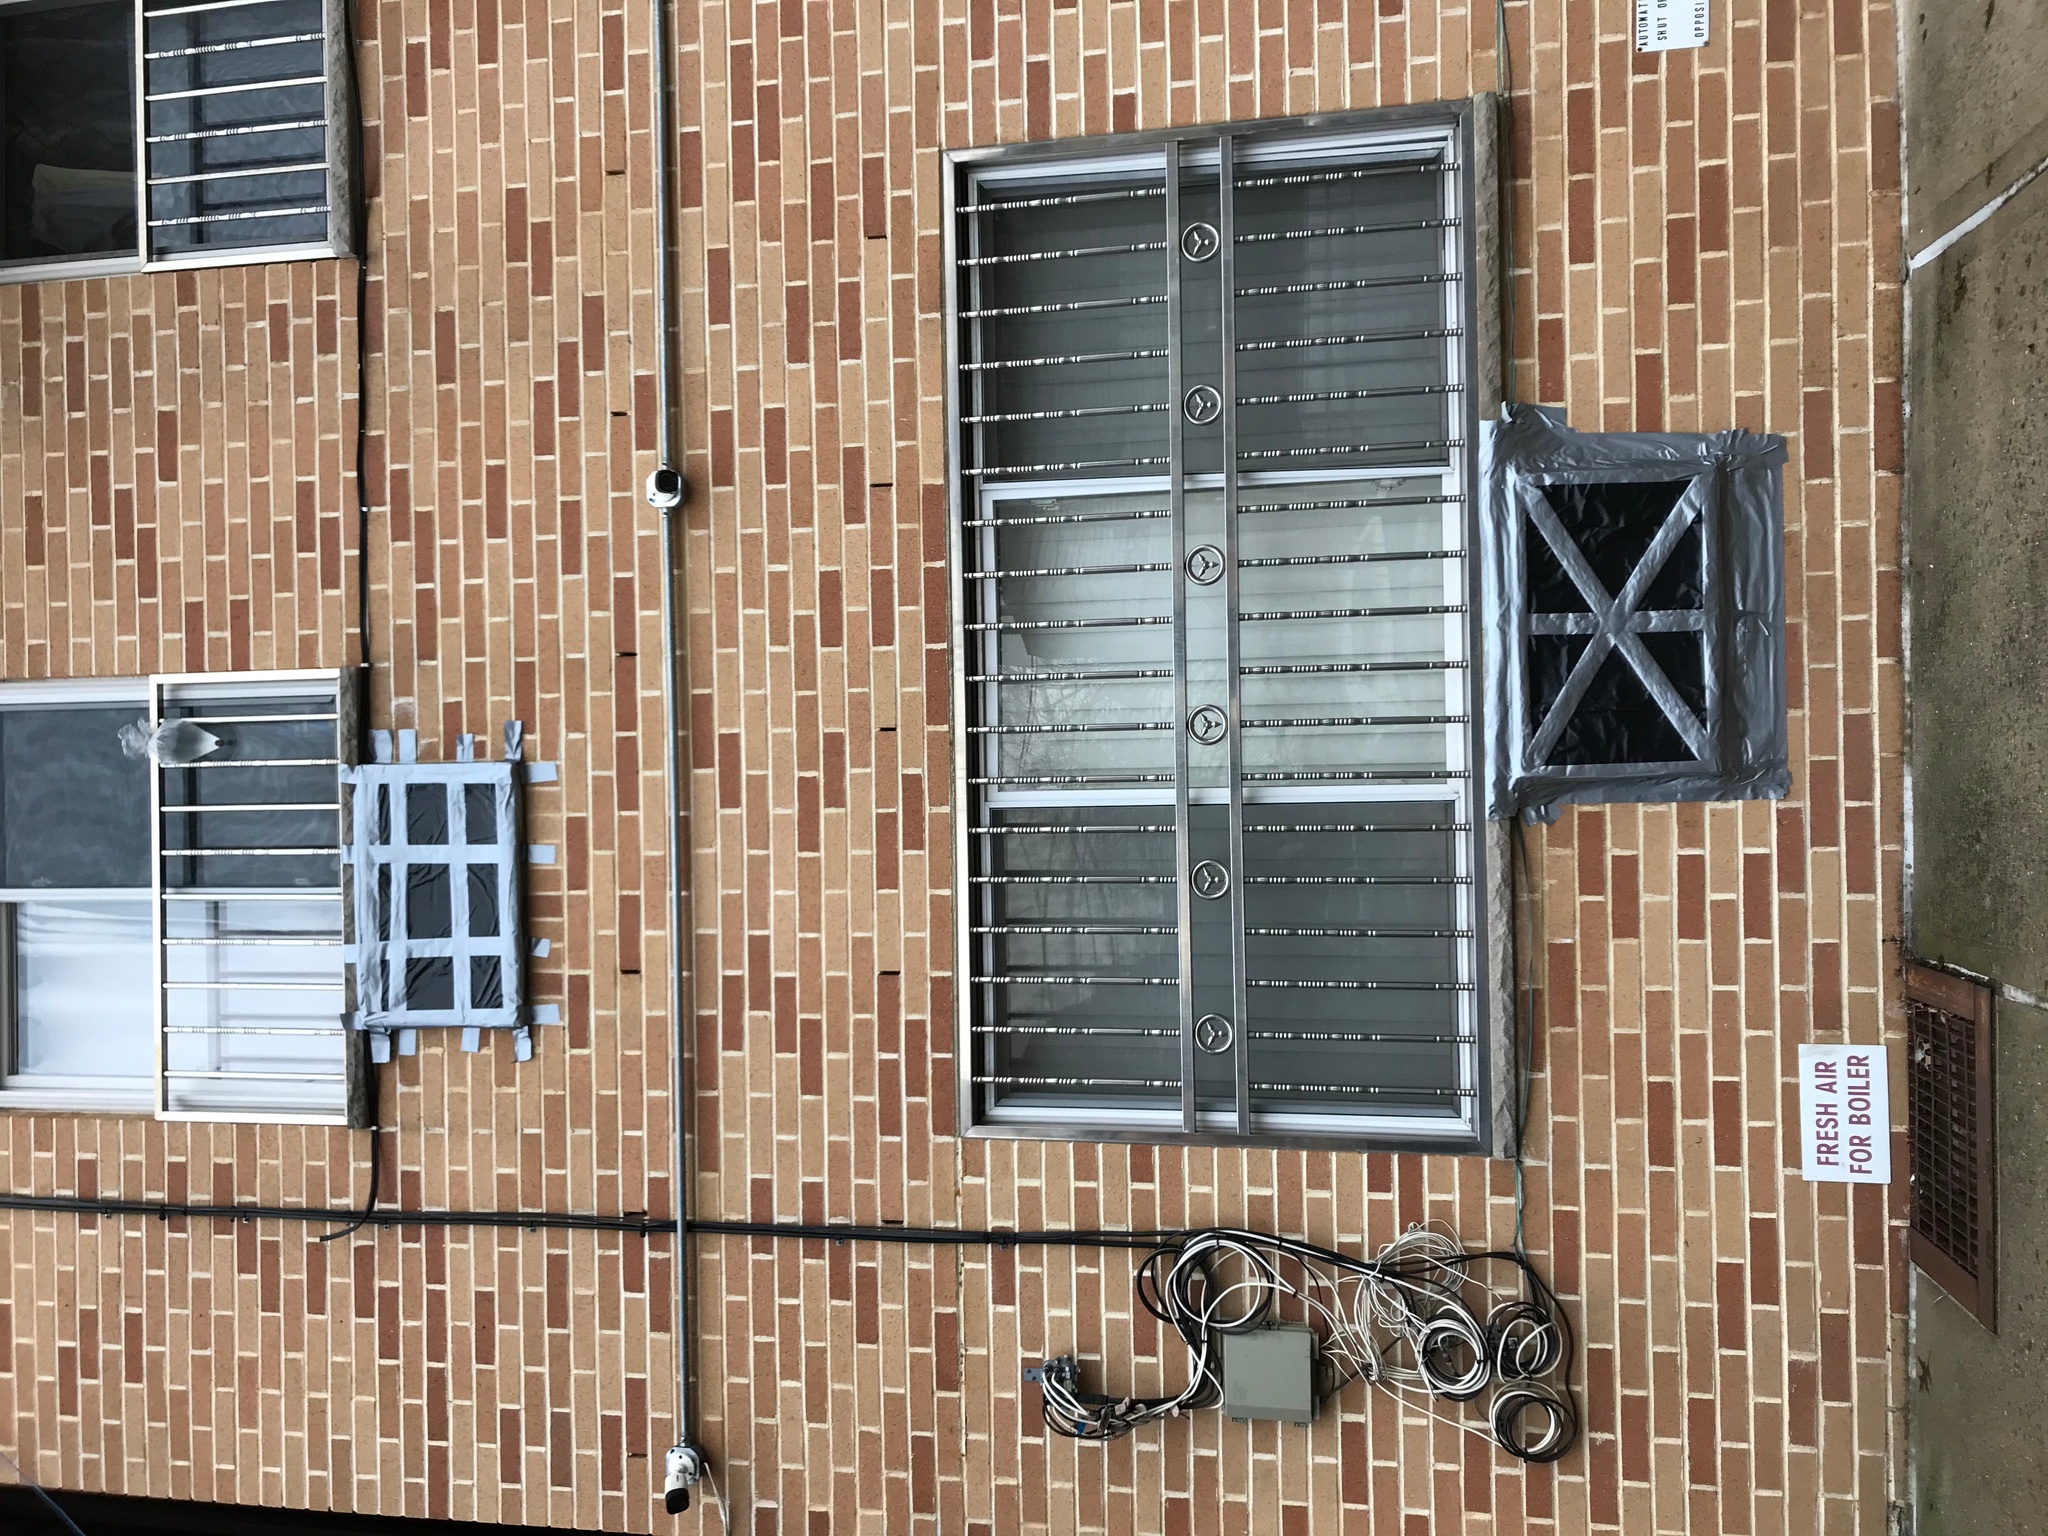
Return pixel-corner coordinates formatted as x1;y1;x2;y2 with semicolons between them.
1032;1223;1577;1462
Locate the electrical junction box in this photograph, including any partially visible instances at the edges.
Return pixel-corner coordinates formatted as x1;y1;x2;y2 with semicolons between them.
1221;1324;1318;1424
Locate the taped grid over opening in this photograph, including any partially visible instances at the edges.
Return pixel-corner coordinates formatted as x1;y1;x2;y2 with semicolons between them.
1905;961;1996;1330
1480;403;1790;821
345;762;524;1033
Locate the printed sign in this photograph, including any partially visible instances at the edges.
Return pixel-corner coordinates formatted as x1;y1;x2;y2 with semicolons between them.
1797;1044;1891;1184
1636;0;1709;52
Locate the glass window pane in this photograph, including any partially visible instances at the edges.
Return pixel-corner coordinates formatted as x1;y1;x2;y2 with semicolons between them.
975;805;1178;1117
157;699;340;889
1237;477;1464;779
977;490;1175;784
964;164;1170;479
163;896;345;1086
1241;800;1465;1120
10;900;153;1079
1232;157;1452;471
0;706;151;890
0;1;135;264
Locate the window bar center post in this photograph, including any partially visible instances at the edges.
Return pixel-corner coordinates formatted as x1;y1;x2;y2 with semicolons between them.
149;677;169;1117
1220;135;1251;1139
1166;141;1197;1134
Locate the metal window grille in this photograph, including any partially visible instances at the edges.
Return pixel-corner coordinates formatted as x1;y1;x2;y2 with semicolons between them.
946;104;1501;1148
1905;961;1996;1330
342;758;526;1044
150;669;363;1124
138;0;352;265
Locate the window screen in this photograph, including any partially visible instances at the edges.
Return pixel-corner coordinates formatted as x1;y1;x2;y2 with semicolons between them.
1480;403;1789;820
948;106;1495;1147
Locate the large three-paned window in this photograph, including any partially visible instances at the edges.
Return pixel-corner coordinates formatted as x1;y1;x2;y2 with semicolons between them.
947;104;1507;1150
0;671;363;1122
0;0;354;281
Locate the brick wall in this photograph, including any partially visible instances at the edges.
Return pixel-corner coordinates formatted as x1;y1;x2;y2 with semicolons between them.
0;1;1904;1532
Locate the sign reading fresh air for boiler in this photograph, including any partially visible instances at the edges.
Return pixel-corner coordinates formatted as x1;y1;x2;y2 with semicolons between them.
1636;0;1709;51
1797;1044;1891;1184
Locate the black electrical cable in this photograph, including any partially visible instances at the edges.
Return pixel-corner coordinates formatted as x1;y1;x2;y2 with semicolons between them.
316;1128;382;1244
1495;0;1519;408
14;1485;88;1536
1035;1227;1579;1463
0;1189;1580;1460
0;1192;1183;1247
688;1219;1174;1250
344;3;374;690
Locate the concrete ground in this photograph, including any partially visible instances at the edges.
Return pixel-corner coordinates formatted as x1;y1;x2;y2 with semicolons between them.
1903;1;2048;1530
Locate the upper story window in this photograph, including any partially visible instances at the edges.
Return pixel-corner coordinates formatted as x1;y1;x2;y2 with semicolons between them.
946;104;1506;1150
0;0;355;283
0;671;365;1123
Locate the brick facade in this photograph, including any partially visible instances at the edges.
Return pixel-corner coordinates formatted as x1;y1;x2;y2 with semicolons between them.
0;2;1904;1532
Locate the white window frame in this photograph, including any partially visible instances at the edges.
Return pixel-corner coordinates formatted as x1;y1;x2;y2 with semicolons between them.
0;669;365;1123
0;0;358;286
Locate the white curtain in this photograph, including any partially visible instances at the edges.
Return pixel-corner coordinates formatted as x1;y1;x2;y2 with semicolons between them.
12;901;153;1079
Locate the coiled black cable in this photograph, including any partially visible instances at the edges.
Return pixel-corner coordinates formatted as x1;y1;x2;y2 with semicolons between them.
1033;1225;1578;1462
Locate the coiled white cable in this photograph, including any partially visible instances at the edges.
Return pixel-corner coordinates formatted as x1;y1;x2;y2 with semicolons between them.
1031;1223;1577;1462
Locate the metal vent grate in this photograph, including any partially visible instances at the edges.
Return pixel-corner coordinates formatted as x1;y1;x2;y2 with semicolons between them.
1904;961;1996;1330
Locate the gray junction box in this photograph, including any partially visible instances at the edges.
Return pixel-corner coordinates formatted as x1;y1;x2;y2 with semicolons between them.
1220;1325;1318;1424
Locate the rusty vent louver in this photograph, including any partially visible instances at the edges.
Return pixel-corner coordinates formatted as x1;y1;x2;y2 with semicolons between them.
1904;961;1996;1331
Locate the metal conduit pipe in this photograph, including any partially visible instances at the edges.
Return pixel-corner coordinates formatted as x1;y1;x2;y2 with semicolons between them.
641;0;700;1513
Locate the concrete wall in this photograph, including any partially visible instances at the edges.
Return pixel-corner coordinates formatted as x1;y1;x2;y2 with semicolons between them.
0;3;1907;1533
1903;4;2048;1533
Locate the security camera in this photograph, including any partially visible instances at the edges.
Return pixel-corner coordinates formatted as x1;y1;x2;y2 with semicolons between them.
662;1441;704;1515
645;466;686;510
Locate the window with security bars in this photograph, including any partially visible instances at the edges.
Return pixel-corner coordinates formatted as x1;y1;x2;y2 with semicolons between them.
0;670;363;1123
0;0;354;280
1905;962;1996;1330
946;104;1504;1148
151;671;362;1122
